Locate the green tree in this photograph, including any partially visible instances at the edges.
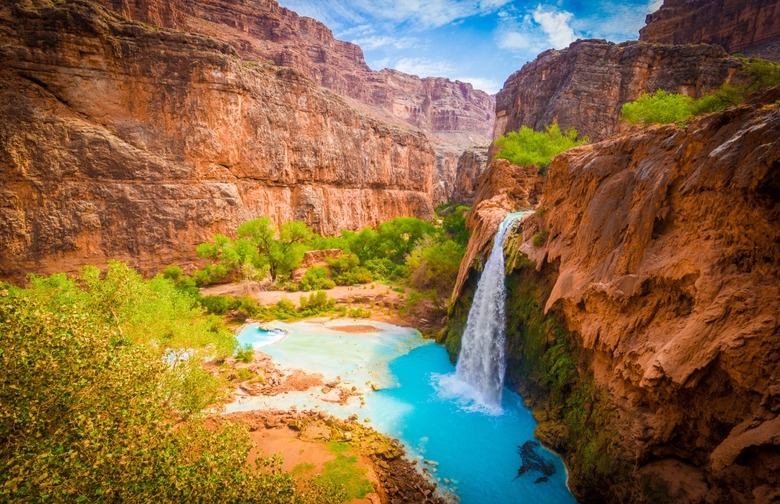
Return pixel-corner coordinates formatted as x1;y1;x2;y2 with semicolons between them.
237;218;314;282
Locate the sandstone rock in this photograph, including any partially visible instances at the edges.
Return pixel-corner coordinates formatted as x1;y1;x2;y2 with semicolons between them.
451;144;490;205
523;88;780;500
495;40;743;142
93;0;495;201
640;0;780;61
0;1;435;281
450;159;543;303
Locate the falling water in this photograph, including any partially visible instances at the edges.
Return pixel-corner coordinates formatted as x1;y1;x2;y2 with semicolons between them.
454;212;526;408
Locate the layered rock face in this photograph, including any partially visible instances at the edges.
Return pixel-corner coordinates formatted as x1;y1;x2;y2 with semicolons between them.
495;90;779;502
94;0;495;200
450;159;543;304
451;144;490;205
640;0;780;61
495;40;742;142
0;1;435;281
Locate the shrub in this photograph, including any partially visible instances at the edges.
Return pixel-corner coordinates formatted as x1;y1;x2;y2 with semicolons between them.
620;90;695;125
236;295;263;319
347;307;371;318
363;258;392;280
273;298;297;319
532;230;549;247
327;254;373;286
494;124;588;169
298;291;336;316
405;236;464;295
299;266;336;291
200;294;239;315
235;343;255;364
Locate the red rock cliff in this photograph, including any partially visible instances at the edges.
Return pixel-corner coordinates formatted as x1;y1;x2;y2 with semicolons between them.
507;90;779;502
94;0;495;201
0;0;435;281
495;40;742;142
640;0;780;61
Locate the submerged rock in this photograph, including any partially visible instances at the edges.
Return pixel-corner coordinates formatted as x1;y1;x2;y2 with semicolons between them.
515;441;556;480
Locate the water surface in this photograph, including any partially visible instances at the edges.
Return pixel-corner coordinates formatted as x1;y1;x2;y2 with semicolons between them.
233;320;576;503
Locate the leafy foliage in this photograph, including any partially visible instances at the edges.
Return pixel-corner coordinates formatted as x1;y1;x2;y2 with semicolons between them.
493;124;589;170
620;90;695;125
0;263;335;503
621;58;780;125
299;266;336;291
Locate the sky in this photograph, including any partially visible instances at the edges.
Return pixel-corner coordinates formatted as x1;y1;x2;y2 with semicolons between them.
275;0;664;94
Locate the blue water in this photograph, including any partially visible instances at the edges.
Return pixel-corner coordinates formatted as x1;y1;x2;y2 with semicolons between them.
234;321;576;504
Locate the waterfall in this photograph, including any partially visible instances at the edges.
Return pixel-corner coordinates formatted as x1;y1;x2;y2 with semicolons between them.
454;212;526;408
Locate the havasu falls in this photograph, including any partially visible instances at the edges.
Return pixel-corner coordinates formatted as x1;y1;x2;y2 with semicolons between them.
443;212;530;410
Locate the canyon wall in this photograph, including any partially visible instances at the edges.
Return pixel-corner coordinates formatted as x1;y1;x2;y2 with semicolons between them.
451;144;490;205
0;1;435;281
640;0;780;61
94;0;495;201
495;40;742;142
452;89;780;502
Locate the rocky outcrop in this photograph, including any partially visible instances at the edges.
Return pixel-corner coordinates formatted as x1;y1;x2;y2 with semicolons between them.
472;90;779;502
94;0;495;201
0;1;435;281
495;40;743;142
450;159;542;304
640;0;780;62
451;144;490;205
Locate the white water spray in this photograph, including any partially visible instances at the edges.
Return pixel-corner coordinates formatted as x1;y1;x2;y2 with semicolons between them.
453;212;527;408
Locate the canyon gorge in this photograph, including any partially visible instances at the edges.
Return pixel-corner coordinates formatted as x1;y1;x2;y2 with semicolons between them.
0;0;492;281
1;0;778;502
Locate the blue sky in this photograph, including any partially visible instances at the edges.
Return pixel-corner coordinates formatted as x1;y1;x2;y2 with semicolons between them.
276;0;664;94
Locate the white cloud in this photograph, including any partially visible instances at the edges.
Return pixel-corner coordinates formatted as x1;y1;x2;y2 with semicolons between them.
455;76;502;94
393;57;455;77
497;30;534;50
532;5;578;49
571;0;664;41
351;35;418;50
345;0;512;29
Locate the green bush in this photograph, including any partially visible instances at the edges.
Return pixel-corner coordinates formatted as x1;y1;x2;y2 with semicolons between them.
200;294;239;315
532;230;549;247
161;265;200;298
236;343;255;363
494;124;588;169
236;295;263;319
273;298;297;319
620;90;695;125
298;290;336;317
326;254;373;286
347;307;371;319
299;266;336;291
405;236;464;295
